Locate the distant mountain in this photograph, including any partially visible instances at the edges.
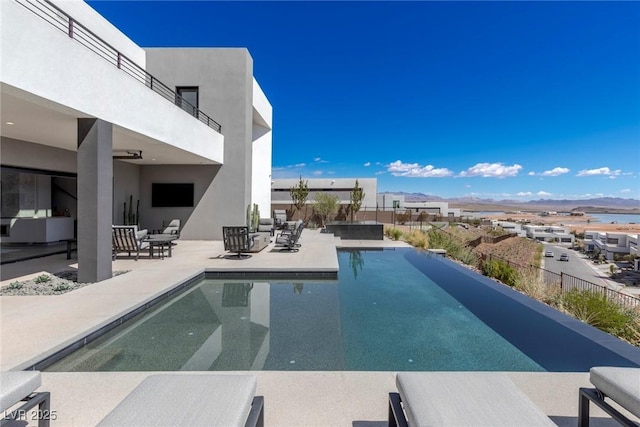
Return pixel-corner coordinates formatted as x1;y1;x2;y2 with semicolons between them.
378;192;640;209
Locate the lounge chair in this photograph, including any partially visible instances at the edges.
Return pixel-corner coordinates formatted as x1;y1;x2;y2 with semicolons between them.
389;372;555;427
223;226;255;258
97;374;264;427
0;371;51;427
159;219;181;237
112;225;149;260
257;218;275;236
275;221;303;251
273;209;287;229
579;366;640;427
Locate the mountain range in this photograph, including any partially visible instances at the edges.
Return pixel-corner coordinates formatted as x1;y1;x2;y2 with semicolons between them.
378;192;640;210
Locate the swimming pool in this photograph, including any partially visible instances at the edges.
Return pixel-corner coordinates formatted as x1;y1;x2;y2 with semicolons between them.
44;248;640;372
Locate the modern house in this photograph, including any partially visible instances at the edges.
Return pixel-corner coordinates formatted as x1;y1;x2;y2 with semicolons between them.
584;231;637;261
376;194;461;218
522;225;575;245
1;0;273;282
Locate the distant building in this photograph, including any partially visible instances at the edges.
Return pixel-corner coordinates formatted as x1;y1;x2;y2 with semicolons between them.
271;178;377;209
375;195;461;217
522;225;574;245
584;231;638;260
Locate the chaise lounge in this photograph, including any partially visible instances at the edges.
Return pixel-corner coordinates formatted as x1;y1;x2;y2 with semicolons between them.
579;366;640;427
389;372;555;427
97;374;263;427
0;371;51;427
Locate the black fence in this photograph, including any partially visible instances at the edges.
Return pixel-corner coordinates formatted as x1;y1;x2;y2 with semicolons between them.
481;253;640;311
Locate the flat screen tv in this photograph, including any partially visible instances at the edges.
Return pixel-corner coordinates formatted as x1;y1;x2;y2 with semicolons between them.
151;183;194;207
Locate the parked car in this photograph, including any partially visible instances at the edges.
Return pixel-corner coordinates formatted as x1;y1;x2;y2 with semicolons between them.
545;250;554;257
559;253;569;262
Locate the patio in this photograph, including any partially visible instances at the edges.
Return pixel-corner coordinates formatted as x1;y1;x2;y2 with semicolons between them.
0;230;635;426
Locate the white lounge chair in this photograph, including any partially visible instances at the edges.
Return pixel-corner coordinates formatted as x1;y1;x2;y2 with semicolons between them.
579;366;640;427
97;374;263;427
389;372;555;427
0;371;51;427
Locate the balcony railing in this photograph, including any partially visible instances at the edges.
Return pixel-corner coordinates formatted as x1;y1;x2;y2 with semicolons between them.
14;0;222;133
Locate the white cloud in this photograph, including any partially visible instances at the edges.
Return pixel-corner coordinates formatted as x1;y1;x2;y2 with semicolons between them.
516;192;533;197
313;157;329;164
374;171;386;175
458;163;522;178
620;189;632;193
387;160;453;178
527;172;536;176
537;191;552;197
312;170;323;176
465;185;472;188
577;167;621;177
609;176;617;180
364;162;371;167
540;167;570;177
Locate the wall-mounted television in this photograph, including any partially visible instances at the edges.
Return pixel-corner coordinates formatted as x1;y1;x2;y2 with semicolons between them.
151;183;194;207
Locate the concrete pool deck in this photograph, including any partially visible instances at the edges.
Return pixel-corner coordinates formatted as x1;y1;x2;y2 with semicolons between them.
1;230;638;426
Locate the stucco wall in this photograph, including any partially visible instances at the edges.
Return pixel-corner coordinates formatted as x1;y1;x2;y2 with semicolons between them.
146;48;265;239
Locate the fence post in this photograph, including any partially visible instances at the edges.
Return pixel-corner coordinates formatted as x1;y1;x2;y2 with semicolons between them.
560;272;563;291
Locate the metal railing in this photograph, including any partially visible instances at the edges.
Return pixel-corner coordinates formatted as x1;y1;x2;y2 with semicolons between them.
480;253;640;310
14;0;222;133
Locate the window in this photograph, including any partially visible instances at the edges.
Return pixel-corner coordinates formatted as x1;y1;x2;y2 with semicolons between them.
176;87;198;117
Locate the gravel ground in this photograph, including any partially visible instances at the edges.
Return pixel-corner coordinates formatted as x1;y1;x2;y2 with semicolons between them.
0;270;129;296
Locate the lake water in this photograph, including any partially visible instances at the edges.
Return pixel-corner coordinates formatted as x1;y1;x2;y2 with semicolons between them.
588;213;640;224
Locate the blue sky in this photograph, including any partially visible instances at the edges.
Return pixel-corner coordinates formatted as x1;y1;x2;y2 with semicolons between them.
88;1;640;201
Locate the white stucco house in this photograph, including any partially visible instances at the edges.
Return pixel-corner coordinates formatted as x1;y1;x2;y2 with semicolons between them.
522;225;574;245
1;0;272;281
271;178;378;209
584;231;638;261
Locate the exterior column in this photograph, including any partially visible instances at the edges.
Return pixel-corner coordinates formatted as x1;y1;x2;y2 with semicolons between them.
77;118;113;283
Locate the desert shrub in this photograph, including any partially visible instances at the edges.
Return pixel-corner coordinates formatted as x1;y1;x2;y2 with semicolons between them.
404;230;428;249
456;248;478;266
34;274;51;284
481;259;519;288
53;283;71;292
561;289;638;341
7;281;23;290
385;227;403;241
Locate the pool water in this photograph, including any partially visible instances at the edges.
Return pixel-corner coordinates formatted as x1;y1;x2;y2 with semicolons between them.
45;248;640;372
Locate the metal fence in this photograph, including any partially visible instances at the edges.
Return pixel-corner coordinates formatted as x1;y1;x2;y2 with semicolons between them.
14;0;222;133
480;253;640;311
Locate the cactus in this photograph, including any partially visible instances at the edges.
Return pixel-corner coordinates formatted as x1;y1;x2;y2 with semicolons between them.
252;204;260;232
123;195;140;225
246;204;252;230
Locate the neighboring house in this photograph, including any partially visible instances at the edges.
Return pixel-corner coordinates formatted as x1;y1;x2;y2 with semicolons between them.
584;231;637;261
271;178;378;210
376;195;461;218
522;225;575;245
1;0;272;282
491;221;526;238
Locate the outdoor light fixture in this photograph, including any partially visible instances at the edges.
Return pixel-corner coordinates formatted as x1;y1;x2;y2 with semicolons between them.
113;150;143;160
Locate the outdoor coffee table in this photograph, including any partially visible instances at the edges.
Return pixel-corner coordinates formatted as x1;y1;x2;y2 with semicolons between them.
145;234;178;259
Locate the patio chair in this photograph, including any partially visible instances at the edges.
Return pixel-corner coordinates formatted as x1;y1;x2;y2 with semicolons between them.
389;372;555;427
0;371;51;427
273;209;287;229
275;222;304;251
97;374;264;427
257;218;275;236
223;226;255;258
112;225;149;260
578;366;640;427
159;219;181;237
